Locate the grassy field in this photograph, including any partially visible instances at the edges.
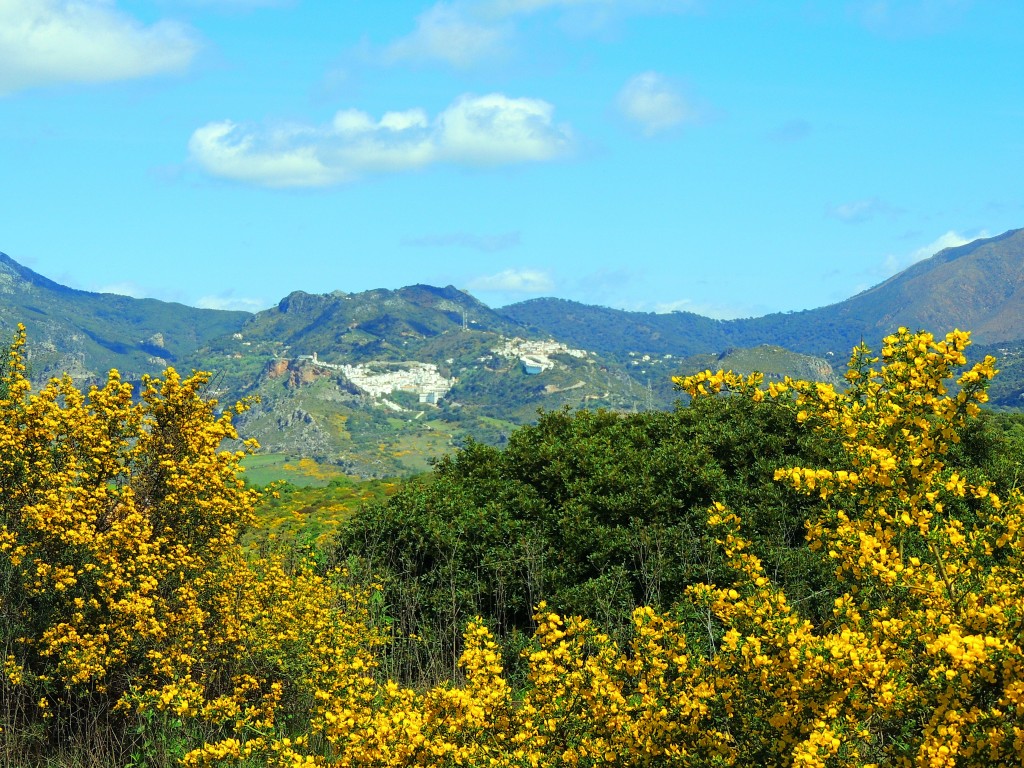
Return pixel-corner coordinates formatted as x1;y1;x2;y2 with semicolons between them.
241;452;351;487
244;475;401;550
385;421;458;474
240;453;396;549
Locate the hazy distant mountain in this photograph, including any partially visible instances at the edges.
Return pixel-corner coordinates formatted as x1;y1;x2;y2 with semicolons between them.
0;252;249;383
498;298;733;359
3;227;1022;475
501;228;1024;359
770;227;1024;353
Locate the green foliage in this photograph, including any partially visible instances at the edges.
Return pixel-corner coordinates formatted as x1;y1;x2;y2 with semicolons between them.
335;370;1024;686
244;475;399;551
333;395;843;684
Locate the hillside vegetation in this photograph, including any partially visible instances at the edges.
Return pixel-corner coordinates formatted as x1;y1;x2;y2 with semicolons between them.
0;253;249;383
5;229;1024;477
197;293;663;476
4;323;1024;767
501;228;1024;358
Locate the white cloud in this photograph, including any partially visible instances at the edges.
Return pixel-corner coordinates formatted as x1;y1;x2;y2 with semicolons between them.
402;232;521;252
616;72;692;136
384;2;509;67
0;0;198;95
439;93;569;163
652;298;697;313
189;93;573;187
468;268;554;293
648;297;758;320
378;1;699;67
189;121;348;187
827;197;901;223
883;229;988;274
195;294;267;312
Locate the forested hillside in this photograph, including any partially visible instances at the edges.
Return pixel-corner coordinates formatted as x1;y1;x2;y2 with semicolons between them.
0;252;249;382
502;228;1024;358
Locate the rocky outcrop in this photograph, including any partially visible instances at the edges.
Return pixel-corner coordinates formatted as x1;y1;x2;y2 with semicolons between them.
263;358;332;389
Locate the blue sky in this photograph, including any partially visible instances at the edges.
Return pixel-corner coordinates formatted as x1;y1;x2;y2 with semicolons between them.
1;1;1021;318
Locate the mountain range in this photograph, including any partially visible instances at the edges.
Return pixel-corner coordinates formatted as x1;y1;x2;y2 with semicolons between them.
0;251;249;381
503;228;1024;359
2;227;1022;476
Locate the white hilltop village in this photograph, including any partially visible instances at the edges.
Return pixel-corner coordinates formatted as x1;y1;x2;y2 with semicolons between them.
340;361;451;405
294;337;590;409
490;337;588;374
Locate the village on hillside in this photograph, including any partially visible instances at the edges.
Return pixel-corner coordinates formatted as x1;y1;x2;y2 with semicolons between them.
281;337;594;408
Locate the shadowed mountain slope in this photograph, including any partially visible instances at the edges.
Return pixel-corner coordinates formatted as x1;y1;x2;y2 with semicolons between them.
501;228;1024;358
819;228;1024;345
0;252;250;382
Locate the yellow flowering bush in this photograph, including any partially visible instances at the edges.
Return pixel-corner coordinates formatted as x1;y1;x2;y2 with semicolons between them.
669;328;1023;766
0;326;382;765
5;323;1024;768
0;323;260;754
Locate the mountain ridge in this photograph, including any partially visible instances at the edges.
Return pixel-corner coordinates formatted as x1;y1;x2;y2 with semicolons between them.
0;251;251;382
3;227;1024;475
5;227;1021;374
500;228;1024;358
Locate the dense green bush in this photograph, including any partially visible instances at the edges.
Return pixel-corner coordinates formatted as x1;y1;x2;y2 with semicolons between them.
334;394;842;683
